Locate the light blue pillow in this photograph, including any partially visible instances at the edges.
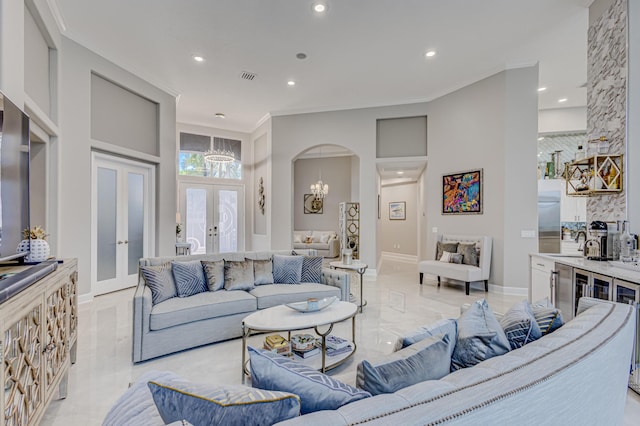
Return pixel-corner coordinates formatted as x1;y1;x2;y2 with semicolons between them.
300;256;323;283
357;333;452;395
253;258;274;285
272;255;304;284
171;261;208;297
499;300;542;349
147;375;300;425
140;264;177;304
393;318;458;352
451;299;510;371
248;346;370;414
224;259;255;291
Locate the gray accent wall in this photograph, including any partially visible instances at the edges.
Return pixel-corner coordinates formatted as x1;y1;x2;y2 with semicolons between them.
253;133;268;235
376;116;427;158
91;73;159;156
294;156;353;232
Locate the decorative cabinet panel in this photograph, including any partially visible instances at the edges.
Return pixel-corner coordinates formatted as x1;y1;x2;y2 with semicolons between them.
339;202;360;260
0;259;78;426
565;154;623;196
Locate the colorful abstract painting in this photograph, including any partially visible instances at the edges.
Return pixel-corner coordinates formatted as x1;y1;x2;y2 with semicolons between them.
442;169;483;214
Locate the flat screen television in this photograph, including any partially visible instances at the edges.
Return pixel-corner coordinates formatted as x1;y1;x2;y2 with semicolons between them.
0;90;30;262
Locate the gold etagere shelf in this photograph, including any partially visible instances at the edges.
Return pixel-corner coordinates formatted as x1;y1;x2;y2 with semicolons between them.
565;154;623;196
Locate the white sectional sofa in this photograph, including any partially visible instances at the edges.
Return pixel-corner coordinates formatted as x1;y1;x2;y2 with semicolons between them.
132;250;350;363
107;298;635;425
292;230;340;258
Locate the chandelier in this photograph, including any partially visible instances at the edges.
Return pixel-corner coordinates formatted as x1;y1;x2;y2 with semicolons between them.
204;147;235;164
310;180;329;199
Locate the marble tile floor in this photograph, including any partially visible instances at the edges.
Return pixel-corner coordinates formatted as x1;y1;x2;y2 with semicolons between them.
42;258;640;425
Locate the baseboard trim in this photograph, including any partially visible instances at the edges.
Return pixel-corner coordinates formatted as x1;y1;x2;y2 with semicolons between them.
380;252;417;263
488;284;528;297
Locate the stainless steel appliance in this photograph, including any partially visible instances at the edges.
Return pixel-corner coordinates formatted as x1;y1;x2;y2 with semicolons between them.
538;189;561;253
551;263;574;321
585;220;610;260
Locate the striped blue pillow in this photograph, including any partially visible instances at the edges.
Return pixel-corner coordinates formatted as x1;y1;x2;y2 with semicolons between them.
171;261;208;297
272;255;303;284
140;264;177;304
499;300;542;349
300;256;322;283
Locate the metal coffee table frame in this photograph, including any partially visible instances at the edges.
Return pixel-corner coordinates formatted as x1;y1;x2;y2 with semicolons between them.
241;302;357;381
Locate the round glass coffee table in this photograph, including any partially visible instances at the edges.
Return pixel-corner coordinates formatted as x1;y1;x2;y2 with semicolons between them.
241;301;357;381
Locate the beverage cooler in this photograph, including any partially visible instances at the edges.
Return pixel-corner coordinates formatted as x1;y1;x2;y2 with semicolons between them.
613;279;640;395
573;268;613;317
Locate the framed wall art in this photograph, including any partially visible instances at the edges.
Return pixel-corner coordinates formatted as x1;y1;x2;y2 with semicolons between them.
389;202;406;220
304;194;323;214
442;169;483;215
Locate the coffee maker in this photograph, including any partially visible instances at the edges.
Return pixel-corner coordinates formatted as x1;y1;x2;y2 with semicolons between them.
584;221;610;261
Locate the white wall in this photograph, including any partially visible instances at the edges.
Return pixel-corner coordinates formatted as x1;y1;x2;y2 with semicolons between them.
538;107;587;133
250;117;271;251
60;37;176;297
424;66;539;291
380;182;418;256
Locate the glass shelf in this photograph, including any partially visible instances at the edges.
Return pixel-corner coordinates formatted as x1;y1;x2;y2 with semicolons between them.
565;154;623;196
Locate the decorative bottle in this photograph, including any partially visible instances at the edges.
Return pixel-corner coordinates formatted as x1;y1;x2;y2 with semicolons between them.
620;221;633;262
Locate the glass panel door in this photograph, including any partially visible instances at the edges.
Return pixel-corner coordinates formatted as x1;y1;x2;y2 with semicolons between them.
179;183;244;254
592;274;612;301
574;269;589;316
92;153;154;295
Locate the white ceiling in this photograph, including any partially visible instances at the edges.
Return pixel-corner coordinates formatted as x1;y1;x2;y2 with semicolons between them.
54;0;590;134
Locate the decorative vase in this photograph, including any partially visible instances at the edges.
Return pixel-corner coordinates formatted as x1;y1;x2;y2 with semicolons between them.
16;239;50;262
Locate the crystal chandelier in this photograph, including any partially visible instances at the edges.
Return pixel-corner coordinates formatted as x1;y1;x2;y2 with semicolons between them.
204;147;235;164
310;179;329;199
310;146;329;199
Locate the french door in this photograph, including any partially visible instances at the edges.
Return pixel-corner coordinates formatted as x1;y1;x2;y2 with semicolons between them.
91;153;155;295
178;182;244;254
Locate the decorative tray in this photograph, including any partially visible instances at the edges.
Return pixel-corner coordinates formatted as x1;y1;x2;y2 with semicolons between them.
286;296;337;313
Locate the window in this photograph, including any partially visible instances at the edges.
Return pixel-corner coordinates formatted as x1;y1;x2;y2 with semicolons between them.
179;132;242;179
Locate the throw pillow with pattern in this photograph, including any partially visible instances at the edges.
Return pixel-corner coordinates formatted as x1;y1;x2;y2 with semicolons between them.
300;256;322;283
140;263;177;304
171;261;208;297
532;298;564;335
272;255;304;284
499;300;542;349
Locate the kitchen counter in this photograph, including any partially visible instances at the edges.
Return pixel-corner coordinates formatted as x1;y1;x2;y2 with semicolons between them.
531;253;640;284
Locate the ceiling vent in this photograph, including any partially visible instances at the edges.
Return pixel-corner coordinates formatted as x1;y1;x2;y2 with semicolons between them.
240;71;257;81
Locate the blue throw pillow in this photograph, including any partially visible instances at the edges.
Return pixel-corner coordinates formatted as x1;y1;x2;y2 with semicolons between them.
148;376;300;426
499;300;542;350
393;318;458;353
272;255;304;284
357;333;452;395
451;299;510;371
248;346;370;414
300;256;322;283
171;261;208;297
532;298;564;335
140;263;177;304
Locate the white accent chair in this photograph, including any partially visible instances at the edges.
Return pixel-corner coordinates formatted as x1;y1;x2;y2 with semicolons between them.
418;234;492;295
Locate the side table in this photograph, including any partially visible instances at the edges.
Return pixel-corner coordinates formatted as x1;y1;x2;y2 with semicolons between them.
175;242;191;256
329;261;368;313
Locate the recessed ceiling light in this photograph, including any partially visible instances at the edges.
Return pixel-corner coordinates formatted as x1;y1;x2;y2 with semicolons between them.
397;171;404;175
213;113;226;119
558;98;568;103
287;80;296;86
313;3;327;13
425;50;436;58
296;52;307;60
192;55;205;63
537;87;547;92
538;137;544;141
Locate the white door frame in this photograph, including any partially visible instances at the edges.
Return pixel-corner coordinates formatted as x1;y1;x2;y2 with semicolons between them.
91;152;156;296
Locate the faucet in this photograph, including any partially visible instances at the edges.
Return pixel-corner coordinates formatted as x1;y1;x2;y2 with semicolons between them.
575;230;587;251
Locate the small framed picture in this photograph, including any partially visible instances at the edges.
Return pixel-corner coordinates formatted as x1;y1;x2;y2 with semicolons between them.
389;202;406;220
304;194;323;214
